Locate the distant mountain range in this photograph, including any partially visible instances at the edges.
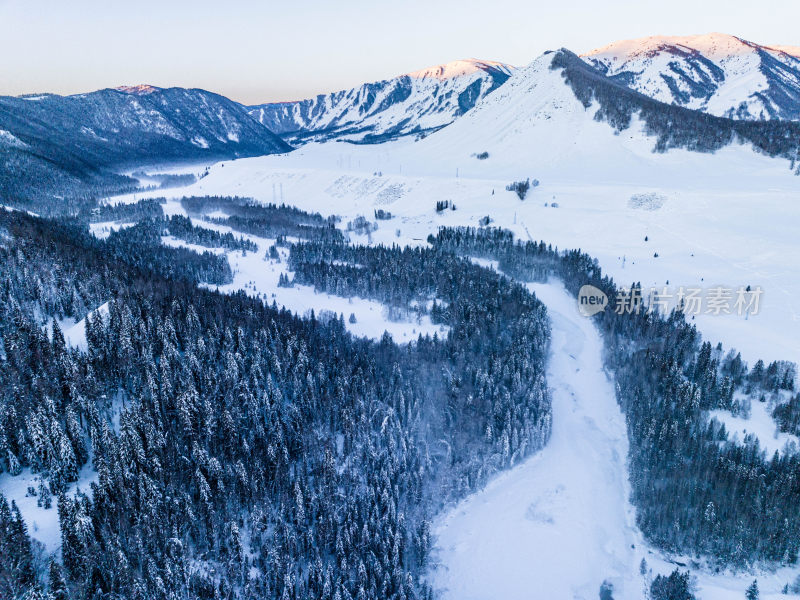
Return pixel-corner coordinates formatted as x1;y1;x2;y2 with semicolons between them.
581;33;800;120
246;59;514;144
3;33;799;213
0;85;290;211
0;84;290;167
247;34;800;148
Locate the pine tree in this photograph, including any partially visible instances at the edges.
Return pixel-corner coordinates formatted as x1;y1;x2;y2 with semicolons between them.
650;569;694;600
746;579;759;600
0;496;36;598
49;558;70;600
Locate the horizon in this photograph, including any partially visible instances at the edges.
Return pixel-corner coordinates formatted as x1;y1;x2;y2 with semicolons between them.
2;0;799;104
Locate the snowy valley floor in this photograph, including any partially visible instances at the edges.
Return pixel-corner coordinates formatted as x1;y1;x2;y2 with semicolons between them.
428;280;798;600
428;280;641;600
109;147;800;370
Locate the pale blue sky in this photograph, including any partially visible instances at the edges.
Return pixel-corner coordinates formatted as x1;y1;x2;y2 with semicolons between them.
2;0;798;104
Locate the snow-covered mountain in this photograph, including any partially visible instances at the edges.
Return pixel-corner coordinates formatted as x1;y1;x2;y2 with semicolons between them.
247;59;514;144
0;85;291;208
581;33;800;120
0;85;291;168
397;48;800;181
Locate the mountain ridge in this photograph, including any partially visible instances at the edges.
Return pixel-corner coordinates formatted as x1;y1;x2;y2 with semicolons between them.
0;85;291;212
386;47;800;185
581;32;800;120
247;58;515;144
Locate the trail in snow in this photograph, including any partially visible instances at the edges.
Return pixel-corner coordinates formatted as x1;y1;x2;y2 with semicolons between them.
429;280;643;600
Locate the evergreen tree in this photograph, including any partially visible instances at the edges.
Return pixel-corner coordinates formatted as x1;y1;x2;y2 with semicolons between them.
48;559;70;600
650;570;694;600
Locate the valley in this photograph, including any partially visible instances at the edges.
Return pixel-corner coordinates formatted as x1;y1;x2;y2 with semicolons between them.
1;28;800;600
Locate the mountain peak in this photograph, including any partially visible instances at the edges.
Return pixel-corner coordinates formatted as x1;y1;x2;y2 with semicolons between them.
115;84;161;95
404;59;514;80
583;32;800;62
581;33;757;60
580;33;800;120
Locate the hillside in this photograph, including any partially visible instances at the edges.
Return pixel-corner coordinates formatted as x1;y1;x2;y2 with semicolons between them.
397;49;800;180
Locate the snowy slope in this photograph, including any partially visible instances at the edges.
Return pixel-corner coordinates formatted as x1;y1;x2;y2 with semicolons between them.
247;59;514;144
387;50;800;179
394;51;646;176
581;33;800;120
0;129;28;149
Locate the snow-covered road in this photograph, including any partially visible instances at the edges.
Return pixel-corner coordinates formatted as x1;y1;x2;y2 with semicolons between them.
429;280;643;600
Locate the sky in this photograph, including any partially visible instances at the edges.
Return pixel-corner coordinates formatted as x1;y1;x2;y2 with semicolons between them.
2;0;799;104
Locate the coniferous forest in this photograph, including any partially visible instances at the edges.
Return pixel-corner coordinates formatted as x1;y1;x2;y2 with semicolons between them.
0;208;550;599
1;199;799;600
